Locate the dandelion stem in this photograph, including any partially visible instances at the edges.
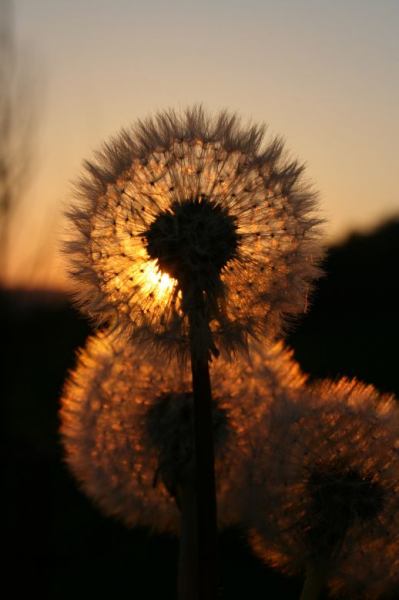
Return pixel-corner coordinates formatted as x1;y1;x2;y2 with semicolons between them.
177;483;199;600
190;352;218;599
184;289;219;600
299;561;327;600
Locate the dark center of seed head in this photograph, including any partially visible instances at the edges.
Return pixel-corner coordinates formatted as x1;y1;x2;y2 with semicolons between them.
145;391;228;495
307;467;384;557
144;197;239;289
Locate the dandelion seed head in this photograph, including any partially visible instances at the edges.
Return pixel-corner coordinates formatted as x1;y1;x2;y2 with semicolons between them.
245;378;399;598
65;107;323;358
60;334;301;533
61;333;255;531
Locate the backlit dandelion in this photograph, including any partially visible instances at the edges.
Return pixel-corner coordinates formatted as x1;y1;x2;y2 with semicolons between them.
245;378;399;599
65;106;323;358
60;333;301;532
60;332;228;532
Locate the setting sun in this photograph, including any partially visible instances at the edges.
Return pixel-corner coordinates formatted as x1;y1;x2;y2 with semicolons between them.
140;261;175;302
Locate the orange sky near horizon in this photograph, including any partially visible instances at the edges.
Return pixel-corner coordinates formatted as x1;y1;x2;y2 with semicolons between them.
5;0;399;290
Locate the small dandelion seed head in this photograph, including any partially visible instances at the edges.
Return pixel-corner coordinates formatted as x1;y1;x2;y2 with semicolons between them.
59;333;301;533
64;106;324;358
243;378;399;598
60;333;259;532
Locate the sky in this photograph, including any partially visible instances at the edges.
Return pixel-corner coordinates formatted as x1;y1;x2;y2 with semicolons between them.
5;0;399;288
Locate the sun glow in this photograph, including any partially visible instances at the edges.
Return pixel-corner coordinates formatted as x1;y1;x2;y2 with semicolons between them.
140;261;176;301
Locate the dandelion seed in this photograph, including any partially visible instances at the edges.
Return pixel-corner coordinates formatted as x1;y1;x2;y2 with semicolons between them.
244;378;399;599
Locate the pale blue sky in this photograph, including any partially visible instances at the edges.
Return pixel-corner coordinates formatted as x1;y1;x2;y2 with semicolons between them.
9;0;399;286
